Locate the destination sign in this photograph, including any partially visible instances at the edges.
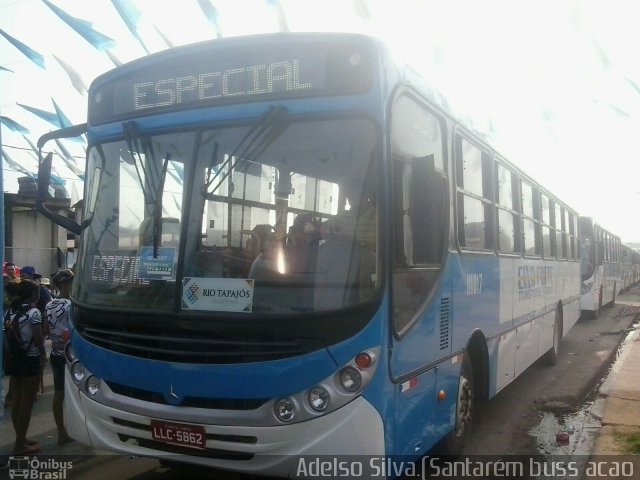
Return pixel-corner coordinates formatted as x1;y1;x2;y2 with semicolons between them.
89;39;374;124
133;60;312;111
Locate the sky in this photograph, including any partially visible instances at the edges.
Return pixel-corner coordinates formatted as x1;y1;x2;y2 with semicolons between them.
1;0;640;242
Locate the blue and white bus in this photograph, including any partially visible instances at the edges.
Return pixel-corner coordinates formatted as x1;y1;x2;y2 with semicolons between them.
36;33;581;477
578;217;622;317
621;244;640;292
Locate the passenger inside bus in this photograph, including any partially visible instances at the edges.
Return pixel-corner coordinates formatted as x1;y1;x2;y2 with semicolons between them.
315;178;377;307
286;213;320;274
321;178;376;251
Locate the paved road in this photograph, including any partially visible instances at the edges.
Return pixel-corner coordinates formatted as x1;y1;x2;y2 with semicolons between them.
461;286;640;456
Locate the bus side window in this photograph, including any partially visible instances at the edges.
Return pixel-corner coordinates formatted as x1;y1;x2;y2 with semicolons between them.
390;93;447;334
392;155;446;333
408;155;445;265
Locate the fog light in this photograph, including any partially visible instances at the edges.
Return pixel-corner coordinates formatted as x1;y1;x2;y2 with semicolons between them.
275;398;295;422
85;376;101;396
308;386;330;412
71;362;86;384
339;367;362;393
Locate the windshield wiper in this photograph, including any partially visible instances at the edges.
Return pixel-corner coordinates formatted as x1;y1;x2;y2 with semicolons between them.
202;104;288;198
149;147;171;258
123;121;171;258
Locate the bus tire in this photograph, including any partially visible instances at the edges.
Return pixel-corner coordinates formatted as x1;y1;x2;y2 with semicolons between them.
543;309;562;366
444;354;475;455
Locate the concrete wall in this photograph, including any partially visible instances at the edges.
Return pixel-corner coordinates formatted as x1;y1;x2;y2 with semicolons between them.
5;209;72;279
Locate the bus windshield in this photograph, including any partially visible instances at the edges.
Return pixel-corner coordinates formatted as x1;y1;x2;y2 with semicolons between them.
76;115;381;314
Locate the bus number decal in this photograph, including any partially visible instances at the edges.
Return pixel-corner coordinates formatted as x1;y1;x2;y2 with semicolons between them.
466;273;483;296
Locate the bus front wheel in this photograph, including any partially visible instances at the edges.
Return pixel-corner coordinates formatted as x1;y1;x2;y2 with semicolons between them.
444;354;475;455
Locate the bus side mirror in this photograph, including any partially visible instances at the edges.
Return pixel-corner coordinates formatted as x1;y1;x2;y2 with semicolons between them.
37;152;54;203
35;123;88;236
36;152;84;235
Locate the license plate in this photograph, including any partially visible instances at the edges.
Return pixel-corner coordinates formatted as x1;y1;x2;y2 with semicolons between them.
150;420;206;450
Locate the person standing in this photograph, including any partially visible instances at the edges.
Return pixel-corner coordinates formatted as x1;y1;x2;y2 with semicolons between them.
4;279;45;454
4;262;18;280
45;269;74;445
20;266;52;318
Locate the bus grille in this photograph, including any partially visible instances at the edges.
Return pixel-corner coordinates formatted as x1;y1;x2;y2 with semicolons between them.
107;381;268;410
76;324;319;364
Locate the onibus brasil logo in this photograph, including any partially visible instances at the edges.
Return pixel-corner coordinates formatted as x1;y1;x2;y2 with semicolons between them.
8;456;72;479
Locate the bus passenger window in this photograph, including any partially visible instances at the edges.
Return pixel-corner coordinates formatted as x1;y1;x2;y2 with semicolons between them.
496;163;519;254
455;137;493;251
521;181;541;256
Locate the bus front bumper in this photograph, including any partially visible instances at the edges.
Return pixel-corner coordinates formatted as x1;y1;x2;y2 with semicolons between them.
64;368;385;478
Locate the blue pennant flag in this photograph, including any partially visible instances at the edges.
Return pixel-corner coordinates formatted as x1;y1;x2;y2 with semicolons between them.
266;0;289;32
105;49;122;67
110;0;149;54
17;103;60;127
51;99;85;144
153;25;174;48
53;54;87;94
624;76;640;96
0;116;30;134
41;0;115;51
51;98;73;129
55;146;84;180
0;29;45;68
54;138;77;166
2;150;35;178
1;66;15;73
48;172;66;186
353;0;371;18
22;135;41;159
197;0;222;38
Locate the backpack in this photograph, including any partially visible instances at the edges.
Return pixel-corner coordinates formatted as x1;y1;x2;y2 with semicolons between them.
3;305;32;375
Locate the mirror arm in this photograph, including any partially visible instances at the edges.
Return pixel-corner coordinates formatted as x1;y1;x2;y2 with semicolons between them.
35;124;88;235
36;123;87;149
35;198;84;236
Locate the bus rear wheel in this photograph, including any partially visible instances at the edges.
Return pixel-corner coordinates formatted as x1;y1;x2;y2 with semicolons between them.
444;354;475;455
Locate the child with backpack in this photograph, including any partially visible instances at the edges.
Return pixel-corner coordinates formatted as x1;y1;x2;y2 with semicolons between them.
4;279;45;454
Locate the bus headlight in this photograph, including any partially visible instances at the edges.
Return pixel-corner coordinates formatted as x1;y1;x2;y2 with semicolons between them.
268;346;380;425
308;386;330;412
85;376;101;396
339;367;362;393
71;362;86;384
275;397;296;422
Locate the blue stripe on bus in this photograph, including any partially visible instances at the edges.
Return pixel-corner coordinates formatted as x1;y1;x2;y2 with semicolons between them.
73;330;339;399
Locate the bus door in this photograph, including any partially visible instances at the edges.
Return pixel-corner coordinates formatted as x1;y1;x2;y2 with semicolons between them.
388;92;451;455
